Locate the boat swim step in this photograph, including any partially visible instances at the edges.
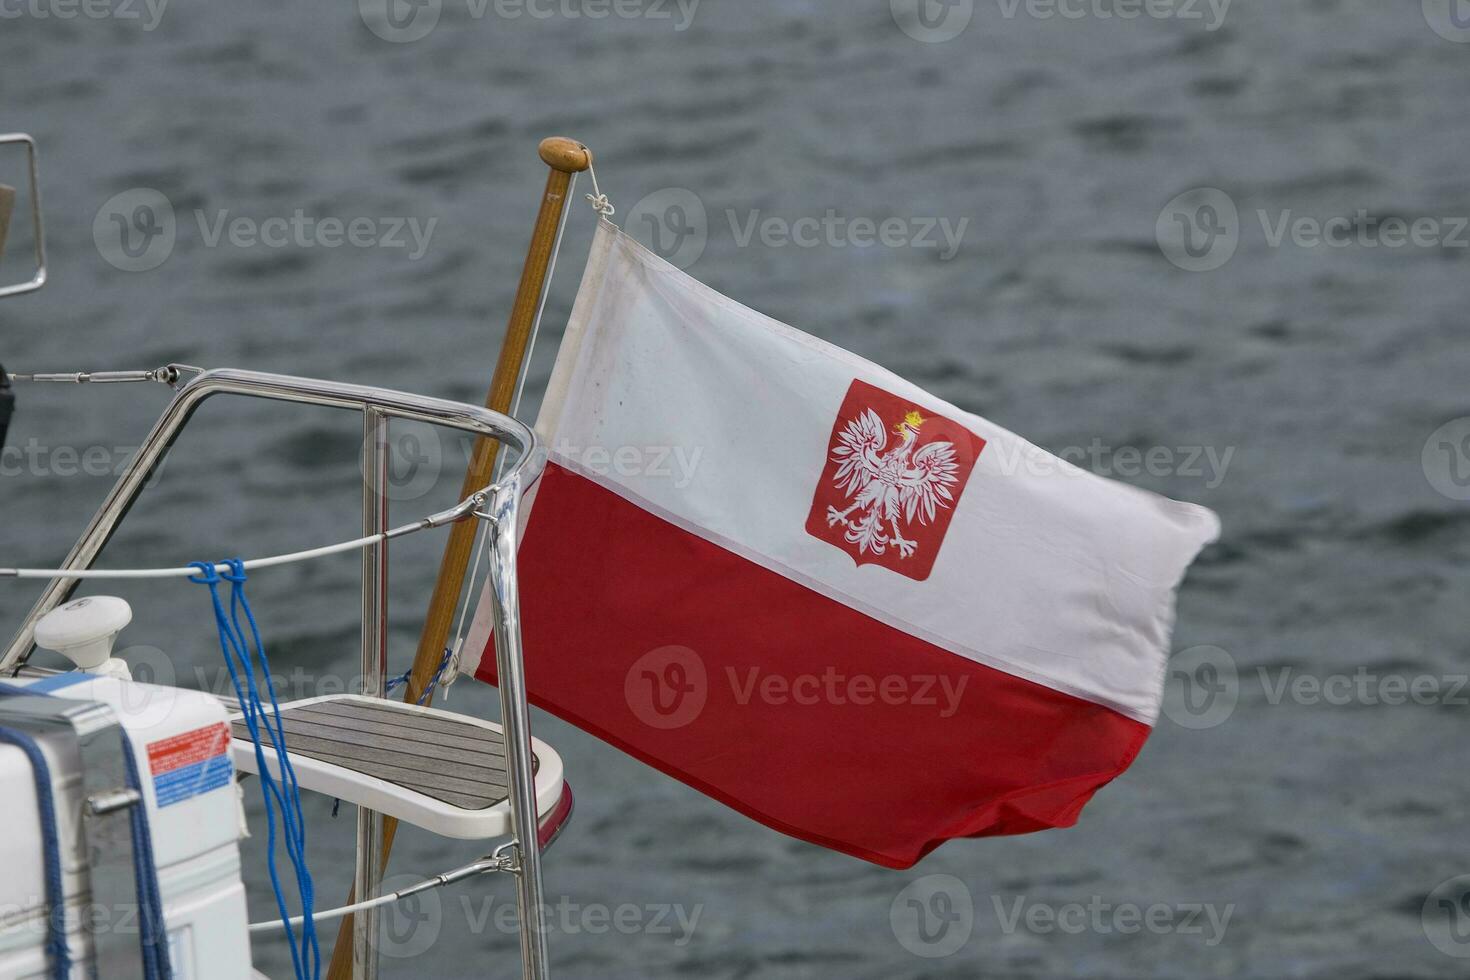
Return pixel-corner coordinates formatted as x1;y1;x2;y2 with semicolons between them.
229;694;567;841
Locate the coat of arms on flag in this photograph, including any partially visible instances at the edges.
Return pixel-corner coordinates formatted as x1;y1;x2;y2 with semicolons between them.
806;379;985;580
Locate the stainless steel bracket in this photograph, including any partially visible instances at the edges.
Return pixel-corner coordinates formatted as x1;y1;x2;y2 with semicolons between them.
0;133;47;300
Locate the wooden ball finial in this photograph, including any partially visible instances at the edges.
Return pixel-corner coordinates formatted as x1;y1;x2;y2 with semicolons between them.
538;138;591;174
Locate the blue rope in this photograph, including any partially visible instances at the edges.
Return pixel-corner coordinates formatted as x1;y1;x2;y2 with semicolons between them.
190;560;319;980
384;646;454;705
121;732;173;980
0;724;70;978
221;563;314;908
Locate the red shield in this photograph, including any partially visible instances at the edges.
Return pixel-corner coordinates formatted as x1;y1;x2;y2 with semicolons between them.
805;380;984;581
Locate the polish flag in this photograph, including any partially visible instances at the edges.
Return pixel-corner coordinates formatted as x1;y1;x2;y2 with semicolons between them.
466;220;1219;869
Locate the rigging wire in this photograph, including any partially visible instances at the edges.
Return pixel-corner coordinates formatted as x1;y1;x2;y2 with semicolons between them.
0;489;495;580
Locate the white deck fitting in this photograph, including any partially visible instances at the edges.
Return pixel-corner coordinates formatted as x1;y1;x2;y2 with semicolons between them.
229;694;564;840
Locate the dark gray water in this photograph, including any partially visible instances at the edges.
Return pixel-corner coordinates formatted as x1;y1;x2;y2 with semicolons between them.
2;1;1468;977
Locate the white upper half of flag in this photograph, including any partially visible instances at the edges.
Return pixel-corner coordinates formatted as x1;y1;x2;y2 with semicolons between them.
473;219;1220;725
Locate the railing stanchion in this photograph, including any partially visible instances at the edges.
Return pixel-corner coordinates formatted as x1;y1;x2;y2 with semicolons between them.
484;479;549;980
353;406;391;979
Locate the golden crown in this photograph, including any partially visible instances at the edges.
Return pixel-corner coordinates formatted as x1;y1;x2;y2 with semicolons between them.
895;409;926;433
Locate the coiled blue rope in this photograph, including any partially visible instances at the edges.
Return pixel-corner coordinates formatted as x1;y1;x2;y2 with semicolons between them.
190;560;319;980
120;732;173;979
0;724;69;978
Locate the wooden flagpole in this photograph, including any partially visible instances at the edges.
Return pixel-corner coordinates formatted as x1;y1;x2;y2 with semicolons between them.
326;136;591;980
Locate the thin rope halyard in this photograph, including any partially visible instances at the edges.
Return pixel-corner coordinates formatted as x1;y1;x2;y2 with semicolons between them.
584;153;616;217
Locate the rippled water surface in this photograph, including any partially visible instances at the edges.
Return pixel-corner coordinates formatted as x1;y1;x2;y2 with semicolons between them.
1;2;1468;977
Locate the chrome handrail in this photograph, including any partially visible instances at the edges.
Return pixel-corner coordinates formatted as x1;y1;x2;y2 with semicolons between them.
0;133;48;300
2;366;540;664
0;365;548;980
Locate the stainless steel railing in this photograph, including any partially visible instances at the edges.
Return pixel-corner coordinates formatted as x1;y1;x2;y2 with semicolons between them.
0;366;550;980
0;132;48;300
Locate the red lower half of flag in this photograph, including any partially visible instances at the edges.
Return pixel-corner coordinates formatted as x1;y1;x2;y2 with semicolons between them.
479;463;1153;869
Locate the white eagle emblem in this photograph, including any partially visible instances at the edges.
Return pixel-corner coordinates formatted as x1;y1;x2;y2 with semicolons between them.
824;408;960;559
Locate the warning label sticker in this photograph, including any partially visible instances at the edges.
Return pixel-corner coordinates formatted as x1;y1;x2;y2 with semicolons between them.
147;722;232;807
